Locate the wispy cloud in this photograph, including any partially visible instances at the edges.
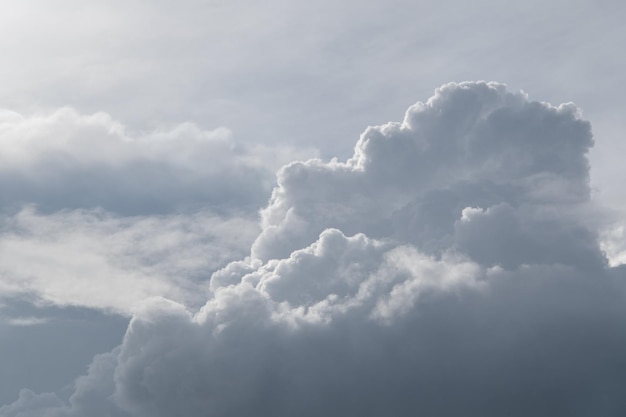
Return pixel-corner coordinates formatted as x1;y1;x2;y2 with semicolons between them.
5;317;49;327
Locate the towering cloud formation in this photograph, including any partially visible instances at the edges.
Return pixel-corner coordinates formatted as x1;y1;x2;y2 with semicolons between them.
253;82;598;266
3;82;625;416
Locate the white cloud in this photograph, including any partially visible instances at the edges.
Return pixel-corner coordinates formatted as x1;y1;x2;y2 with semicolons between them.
252;82;597;263
0;207;259;314
0;107;314;215
599;219;626;267
0;107;315;314
4;82;626;416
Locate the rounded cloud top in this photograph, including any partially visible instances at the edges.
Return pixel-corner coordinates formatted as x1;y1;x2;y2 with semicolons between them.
254;81;597;265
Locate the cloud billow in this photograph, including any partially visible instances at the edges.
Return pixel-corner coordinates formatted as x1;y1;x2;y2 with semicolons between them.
0;108;304;216
0;108;316;314
253;82;598;267
3;82;625;417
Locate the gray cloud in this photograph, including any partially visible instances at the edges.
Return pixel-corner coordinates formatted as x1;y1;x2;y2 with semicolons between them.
3;82;626;416
0;107;313;314
0;300;127;406
0;108;313;216
253;83;597;264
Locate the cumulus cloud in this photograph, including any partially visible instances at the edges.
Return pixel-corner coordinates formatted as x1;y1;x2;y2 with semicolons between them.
0;107;314;216
599;220;626;267
0;107;317;313
3;82;626;416
252;82;596;263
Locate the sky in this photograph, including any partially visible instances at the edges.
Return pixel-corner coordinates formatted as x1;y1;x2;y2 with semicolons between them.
1;1;626;416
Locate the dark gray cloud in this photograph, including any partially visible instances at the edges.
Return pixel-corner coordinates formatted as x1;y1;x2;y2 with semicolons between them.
0;299;127;406
3;82;626;416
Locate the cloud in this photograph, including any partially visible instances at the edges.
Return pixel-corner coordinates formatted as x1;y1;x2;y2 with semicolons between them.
0;106;316;314
0;107;313;216
3;82;626;416
599;220;626;267
252;82;596;263
0;301;128;407
0;207;259;314
4;317;48;327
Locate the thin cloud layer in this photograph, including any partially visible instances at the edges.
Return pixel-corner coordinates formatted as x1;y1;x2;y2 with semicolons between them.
3;82;626;416
0;208;259;314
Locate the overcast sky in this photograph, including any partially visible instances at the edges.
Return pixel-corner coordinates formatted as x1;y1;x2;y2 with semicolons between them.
1;1;626;416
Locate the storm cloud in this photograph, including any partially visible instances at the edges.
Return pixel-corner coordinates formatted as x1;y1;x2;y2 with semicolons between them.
2;82;626;416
